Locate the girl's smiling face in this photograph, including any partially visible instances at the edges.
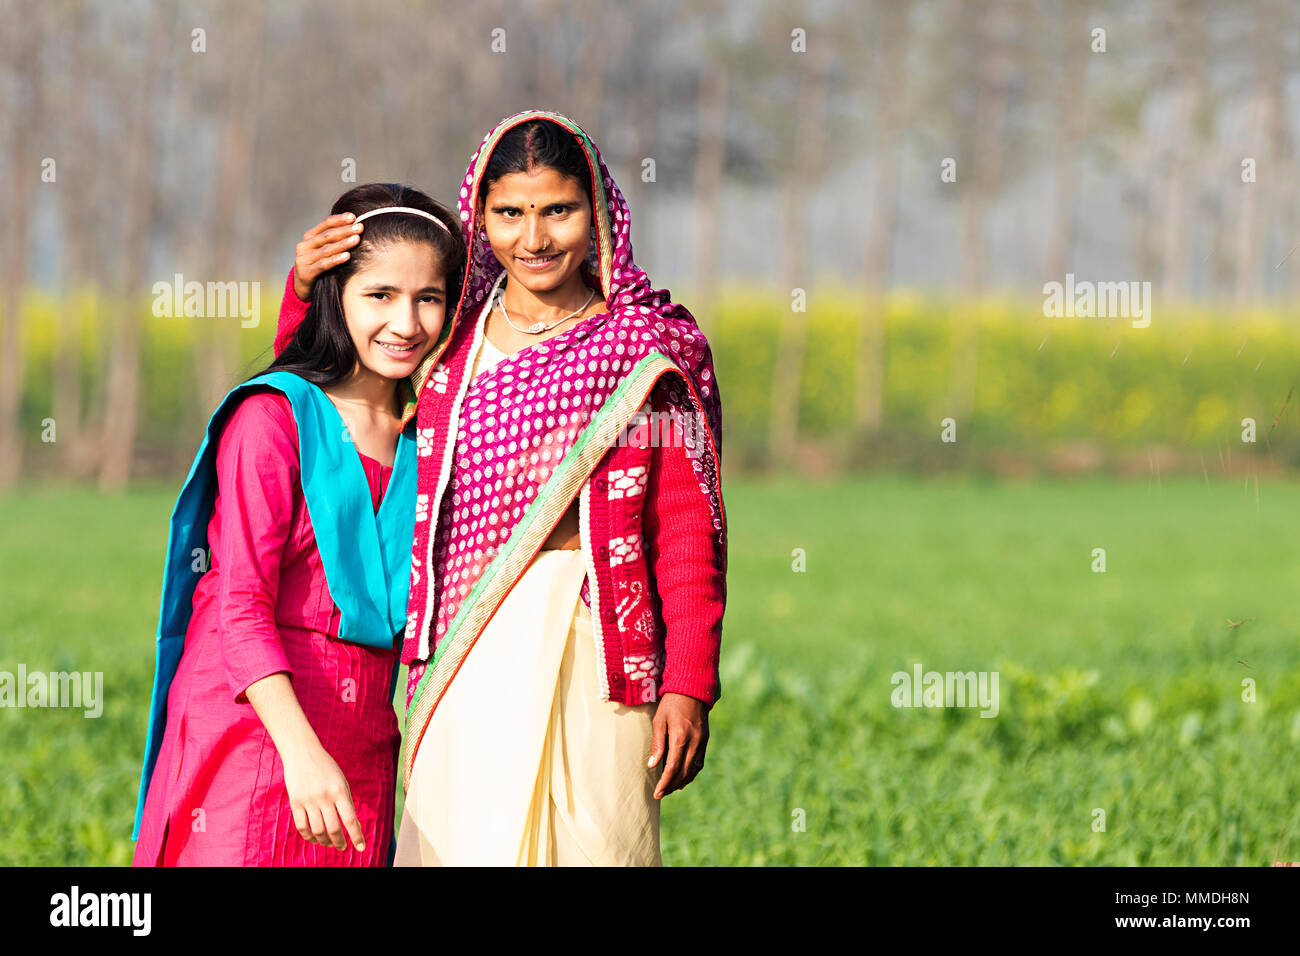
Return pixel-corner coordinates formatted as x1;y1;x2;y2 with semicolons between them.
480;166;592;294
340;239;447;378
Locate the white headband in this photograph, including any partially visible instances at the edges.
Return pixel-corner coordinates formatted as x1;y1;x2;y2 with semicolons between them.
353;205;451;235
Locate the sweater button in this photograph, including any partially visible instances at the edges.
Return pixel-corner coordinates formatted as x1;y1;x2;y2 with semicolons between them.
602;609;616;623
596;546;608;559
594;479;606;493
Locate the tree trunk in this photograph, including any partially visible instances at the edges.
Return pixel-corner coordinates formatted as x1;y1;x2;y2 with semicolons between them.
192;1;266;413
1235;0;1284;303
54;0;97;478
950;0;1014;424
857;0;910;433
98;5;171;490
692;52;728;332
1042;0;1086;283
568;0;609;134
0;3;43;488
1158;0;1206;302
1263;0;1296;300
768;59;830;467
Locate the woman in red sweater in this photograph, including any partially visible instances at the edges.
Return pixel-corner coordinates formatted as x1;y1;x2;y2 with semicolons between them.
278;111;726;865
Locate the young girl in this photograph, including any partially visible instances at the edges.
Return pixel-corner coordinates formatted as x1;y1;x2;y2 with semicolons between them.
132;183;465;866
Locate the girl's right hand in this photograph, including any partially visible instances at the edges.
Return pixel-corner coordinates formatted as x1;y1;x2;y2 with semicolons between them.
281;743;366;853
293;212;363;301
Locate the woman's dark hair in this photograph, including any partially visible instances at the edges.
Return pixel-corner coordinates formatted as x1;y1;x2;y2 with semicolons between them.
477;119;594;213
246;182;466;387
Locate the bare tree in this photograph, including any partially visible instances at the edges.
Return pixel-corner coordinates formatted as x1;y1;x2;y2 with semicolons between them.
1042;0;1088;283
98;4;172;490
566;0;611;135
1234;0;1288;303
51;0;104;479
947;0;1021;423
1155;0;1209;301
190;1;267;414
692;34;729;330
856;0;911;434
768;25;832;467
0;1;45;488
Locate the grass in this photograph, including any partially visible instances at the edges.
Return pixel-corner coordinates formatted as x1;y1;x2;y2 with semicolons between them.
2;474;1299;865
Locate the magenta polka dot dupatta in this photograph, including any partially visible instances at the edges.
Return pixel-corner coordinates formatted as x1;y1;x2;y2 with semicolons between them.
401;110;725;789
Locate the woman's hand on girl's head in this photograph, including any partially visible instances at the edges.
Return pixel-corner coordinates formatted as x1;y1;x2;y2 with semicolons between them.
648;692;709;799
293;212;363;301
281;742;367;853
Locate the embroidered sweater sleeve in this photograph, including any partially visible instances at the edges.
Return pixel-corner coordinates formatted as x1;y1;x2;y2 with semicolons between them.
274;266;310;356
642;385;726;709
212;391;300;702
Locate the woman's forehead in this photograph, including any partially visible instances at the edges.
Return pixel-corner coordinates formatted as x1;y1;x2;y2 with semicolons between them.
482;168;591;208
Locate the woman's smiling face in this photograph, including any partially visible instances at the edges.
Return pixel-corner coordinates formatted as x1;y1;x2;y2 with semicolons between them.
339;239;447;379
480;166;592;295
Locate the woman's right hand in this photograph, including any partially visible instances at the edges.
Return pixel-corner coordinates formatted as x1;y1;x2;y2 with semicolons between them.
293;212;363;301
281;743;366;853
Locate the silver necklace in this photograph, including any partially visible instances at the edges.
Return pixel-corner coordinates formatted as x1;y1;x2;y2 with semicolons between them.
495;285;595;334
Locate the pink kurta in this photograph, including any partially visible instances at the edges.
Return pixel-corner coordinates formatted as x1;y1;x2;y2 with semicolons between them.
133;389;402;867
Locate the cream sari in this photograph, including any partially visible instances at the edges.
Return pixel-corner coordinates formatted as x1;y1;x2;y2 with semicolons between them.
394;325;662;867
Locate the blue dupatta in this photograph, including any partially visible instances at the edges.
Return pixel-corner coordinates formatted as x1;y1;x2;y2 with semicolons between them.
132;370;416;840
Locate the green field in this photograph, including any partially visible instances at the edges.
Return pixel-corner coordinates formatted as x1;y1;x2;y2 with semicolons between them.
3;475;1299;865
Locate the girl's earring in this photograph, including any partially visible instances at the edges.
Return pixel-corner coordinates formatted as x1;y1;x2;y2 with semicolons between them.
479;229;489;243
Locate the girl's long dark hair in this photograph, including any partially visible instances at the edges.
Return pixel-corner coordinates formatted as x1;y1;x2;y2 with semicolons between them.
245;182;466;386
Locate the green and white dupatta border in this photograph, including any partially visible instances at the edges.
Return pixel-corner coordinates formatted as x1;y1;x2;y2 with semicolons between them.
402;350;681;790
